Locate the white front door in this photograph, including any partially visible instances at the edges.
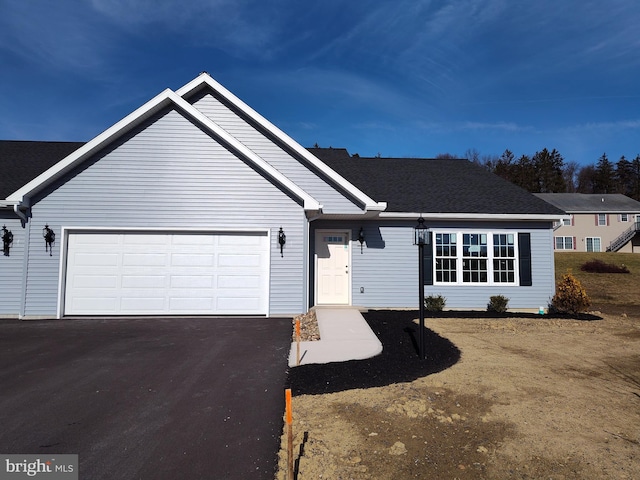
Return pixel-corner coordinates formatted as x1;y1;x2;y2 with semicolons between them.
315;230;350;305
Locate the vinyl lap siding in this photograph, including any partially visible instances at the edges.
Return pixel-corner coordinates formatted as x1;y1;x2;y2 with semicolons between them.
319;221;556;311
23;108;307;317
190;92;364;214
427;227;555;310
0;216;25;316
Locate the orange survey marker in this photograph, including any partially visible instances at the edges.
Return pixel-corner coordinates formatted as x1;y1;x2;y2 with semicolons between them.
286;388;294;480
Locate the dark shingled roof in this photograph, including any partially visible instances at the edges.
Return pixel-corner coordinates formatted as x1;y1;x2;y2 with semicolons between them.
0;141;85;199
309;147;564;215
534;193;640;212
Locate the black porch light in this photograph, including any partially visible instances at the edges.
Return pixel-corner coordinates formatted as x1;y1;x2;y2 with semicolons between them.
43;224;55;256
2;225;13;256
278;227;286;257
358;227;365;253
414;217;429;360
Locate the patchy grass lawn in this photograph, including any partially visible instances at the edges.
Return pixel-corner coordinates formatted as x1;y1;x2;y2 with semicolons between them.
555;252;640;315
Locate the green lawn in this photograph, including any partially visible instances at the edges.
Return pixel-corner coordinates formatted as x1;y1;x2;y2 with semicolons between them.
554;252;640;314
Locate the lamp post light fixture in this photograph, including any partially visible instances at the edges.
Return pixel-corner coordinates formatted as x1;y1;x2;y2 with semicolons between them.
43;224;55;256
414;217;429;360
1;225;13;256
278;227;286;257
358;227;365;253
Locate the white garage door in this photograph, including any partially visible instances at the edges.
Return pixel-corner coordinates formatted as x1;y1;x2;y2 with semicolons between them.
64;232;269;315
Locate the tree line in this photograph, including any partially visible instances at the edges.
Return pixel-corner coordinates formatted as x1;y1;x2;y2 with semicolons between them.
460;148;640;201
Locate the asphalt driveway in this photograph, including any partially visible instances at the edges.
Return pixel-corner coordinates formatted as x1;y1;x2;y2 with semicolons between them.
0;317;292;479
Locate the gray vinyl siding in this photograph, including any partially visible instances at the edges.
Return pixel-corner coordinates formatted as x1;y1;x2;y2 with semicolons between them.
189;92;364;214
0;215;25;316
314;220;556;311
23;107;307;317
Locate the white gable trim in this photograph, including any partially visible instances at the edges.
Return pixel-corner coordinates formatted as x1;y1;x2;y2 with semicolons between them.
177;73;387;213
7;88;321;211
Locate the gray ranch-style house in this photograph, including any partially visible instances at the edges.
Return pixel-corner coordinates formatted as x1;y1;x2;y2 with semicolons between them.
0;73;564;319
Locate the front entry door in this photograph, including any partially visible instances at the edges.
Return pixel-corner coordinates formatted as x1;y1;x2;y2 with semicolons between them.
315;230;350;305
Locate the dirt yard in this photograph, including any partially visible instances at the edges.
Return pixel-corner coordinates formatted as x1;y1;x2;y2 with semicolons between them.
277;311;640;479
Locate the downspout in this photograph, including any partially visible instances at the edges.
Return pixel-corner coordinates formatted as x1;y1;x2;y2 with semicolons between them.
13;204;27;226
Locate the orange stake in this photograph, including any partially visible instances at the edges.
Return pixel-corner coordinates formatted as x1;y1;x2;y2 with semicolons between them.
286;389;294;480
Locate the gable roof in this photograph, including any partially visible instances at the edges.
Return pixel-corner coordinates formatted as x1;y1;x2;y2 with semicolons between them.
534;193;640;213
0;141;85;201
177;73;385;213
310;148;564;218
5;84;321;211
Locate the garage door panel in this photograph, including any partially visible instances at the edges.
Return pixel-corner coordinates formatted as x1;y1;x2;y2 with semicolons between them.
69;297;119;313
171;254;215;267
216;296;262;312
121;275;166;288
123;253;168;267
65;232;268;315
170;275;214;288
218;253;263;267
74;252;120;266
72;275;119;288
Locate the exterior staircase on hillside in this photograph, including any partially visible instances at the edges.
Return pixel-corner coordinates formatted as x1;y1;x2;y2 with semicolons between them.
607;221;640;252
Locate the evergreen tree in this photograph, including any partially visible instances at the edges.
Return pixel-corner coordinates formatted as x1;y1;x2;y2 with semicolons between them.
615;156;634;196
533;148;566;192
593;153;615;193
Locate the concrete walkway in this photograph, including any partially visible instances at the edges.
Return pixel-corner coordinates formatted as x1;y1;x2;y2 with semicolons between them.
288;307;383;367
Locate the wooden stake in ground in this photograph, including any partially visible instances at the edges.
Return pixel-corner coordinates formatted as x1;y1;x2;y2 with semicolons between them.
295;319;301;366
286;388;294;480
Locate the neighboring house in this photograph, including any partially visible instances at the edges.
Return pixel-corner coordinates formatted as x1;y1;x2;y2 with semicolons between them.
534;193;640;253
0;73;564;319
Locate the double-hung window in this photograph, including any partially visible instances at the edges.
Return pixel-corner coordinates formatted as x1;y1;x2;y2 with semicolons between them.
462;233;488;282
493;234;516;282
432;231;518;285
435;233;457;282
555;236;573;250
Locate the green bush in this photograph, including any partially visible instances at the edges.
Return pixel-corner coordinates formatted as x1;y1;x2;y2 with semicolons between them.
425;295;446;312
551;272;591;315
487;295;509;313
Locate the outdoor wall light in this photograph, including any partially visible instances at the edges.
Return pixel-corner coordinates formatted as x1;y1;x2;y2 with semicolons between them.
2;225;13;256
278;227;286;257
358;227;365;253
43;224;55;256
414;217;429;245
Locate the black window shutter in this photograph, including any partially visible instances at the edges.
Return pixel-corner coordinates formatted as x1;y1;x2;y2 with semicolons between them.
423;232;433;285
518;232;532;286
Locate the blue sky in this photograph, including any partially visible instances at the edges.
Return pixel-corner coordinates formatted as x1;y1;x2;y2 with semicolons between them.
1;0;639;166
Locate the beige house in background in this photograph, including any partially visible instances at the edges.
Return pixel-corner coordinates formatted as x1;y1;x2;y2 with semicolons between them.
534;193;640;253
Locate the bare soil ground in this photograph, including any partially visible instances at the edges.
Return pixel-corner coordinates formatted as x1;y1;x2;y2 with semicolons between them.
277;310;640;479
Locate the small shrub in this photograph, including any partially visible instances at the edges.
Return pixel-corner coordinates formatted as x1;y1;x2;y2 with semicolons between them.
487;295;509;313
580;259;630;274
551;272;591;315
425;295;446;312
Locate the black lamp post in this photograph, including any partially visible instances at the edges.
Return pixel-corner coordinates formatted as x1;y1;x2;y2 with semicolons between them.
414;217;428;360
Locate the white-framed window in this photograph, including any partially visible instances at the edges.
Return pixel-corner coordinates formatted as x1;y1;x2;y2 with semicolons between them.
555;236;573;250
433;231;517;285
620;214;629;222
586;237;601;252
562;216;572;226
597;214;607;226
